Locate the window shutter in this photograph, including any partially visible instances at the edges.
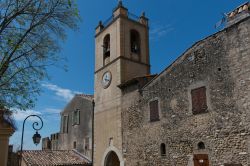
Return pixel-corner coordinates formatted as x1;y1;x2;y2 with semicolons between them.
191;86;207;114
71;111;74;125
65;116;68;133
150;100;159;121
63;116;68;133
60;116;63;133
63;116;66;133
77;110;80;125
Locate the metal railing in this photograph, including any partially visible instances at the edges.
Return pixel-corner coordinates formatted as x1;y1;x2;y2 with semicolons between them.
103;15;114;27
128;12;140;22
102;12;141;28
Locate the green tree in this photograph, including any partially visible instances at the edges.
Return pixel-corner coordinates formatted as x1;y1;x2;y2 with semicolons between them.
0;0;80;111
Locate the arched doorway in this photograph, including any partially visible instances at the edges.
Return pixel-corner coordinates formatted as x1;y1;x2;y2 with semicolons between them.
105;151;120;166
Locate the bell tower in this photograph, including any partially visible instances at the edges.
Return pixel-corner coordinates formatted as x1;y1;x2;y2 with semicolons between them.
94;2;150;166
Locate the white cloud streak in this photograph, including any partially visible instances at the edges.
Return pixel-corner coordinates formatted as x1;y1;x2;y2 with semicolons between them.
150;23;174;41
12;109;42;122
41;83;80;102
44;108;61;114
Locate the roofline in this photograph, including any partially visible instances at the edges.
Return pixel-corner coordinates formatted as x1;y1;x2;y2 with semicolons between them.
60;94;94;114
117;74;157;89
72;149;92;163
141;16;250;90
227;1;249;14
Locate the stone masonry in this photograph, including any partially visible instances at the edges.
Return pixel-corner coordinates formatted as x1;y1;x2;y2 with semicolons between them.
121;9;250;166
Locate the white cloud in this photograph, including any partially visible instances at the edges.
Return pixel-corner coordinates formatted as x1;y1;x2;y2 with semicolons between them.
12;109;42;122
44;108;61;114
150;23;174;41
41;83;80;102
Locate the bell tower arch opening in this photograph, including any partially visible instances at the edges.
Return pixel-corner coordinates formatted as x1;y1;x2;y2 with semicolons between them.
130;29;140;54
103;34;110;66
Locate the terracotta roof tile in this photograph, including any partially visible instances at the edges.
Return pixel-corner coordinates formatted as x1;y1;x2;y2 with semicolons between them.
22;150;90;166
117;74;157;89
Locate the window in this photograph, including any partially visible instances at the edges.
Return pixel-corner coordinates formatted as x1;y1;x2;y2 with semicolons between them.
130;30;140;54
160;143;166;156
73;141;76;149
85;137;89;150
72;109;80;125
103;34;110;65
191;86;208;115
198;142;205;150
149;100;159;122
62;115;68;133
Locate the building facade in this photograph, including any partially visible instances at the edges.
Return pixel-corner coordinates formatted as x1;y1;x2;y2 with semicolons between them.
94;2;250;166
42;94;93;159
93;2;151;166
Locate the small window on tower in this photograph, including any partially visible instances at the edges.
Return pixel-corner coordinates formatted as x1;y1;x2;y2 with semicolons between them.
160;143;166;156
130;30;140;54
149;100;160;122
103;34;110;65
73;141;76;149
191;86;208;115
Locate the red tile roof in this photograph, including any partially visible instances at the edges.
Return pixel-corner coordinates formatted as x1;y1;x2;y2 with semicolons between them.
22;150;91;166
117;74;157;89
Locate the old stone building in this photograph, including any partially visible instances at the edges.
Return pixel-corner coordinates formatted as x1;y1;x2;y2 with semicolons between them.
93;1;250;166
42;94;93;160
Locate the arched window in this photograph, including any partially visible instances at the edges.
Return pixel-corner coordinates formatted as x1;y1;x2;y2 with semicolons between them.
160;143;166;156
103;34;110;65
130;30;140;54
198;142;205;150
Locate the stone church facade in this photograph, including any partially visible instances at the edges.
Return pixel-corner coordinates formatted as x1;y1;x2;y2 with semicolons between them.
93;1;250;166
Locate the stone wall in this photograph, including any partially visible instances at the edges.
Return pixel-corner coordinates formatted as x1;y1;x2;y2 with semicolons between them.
59;95;93;159
122;17;250;166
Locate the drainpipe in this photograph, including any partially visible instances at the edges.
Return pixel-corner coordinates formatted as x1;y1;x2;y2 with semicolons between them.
91;100;95;166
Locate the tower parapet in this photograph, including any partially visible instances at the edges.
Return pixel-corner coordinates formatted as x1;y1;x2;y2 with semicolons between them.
95;1;149;35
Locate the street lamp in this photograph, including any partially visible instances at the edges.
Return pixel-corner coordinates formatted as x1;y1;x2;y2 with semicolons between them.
19;115;43;166
32;131;41;145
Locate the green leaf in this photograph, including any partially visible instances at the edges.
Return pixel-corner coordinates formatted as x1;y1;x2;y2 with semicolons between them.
68;0;72;7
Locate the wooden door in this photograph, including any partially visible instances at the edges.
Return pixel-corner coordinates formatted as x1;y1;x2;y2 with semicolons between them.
193;154;209;166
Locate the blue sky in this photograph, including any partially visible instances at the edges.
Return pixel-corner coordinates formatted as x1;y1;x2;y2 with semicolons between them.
10;0;246;150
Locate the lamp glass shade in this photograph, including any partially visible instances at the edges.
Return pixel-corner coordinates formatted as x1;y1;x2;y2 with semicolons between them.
32;132;41;145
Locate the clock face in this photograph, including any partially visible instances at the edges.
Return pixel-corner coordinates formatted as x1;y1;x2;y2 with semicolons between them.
102;71;112;88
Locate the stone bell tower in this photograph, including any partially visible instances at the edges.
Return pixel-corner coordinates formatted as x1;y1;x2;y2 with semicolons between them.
93;1;150;166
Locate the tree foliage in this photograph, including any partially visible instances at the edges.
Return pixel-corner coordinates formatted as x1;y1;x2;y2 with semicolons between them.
0;0;80;110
